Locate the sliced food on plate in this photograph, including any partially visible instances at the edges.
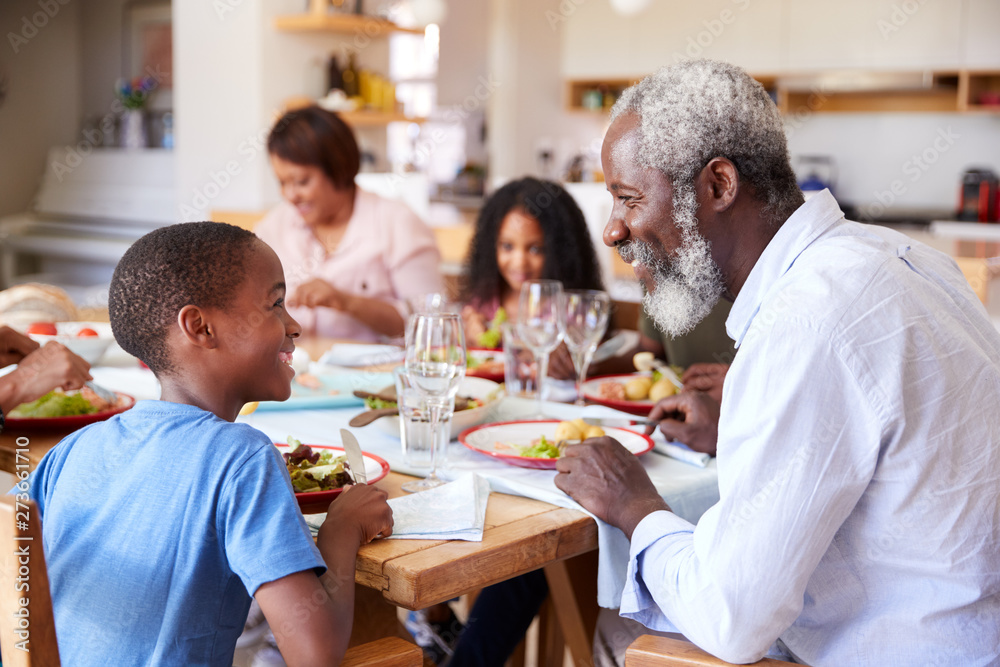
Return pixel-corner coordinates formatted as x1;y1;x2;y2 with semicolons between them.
459;419;652;469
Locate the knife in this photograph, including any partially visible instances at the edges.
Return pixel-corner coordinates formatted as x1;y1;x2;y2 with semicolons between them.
340;428;368;485
582;416;657;428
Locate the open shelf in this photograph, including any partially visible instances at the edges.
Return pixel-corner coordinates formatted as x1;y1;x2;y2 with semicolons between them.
962;70;1000;112
274;13;423;35
339;110;426;126
567;70;999;115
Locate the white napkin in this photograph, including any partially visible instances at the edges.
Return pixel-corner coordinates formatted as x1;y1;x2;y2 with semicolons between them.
318;343;405;368
653;442;711;468
386;473;491;541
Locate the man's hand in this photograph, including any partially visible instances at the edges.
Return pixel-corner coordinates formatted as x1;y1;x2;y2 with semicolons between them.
0;325;40;367
320;483;393;548
289;278;353;312
646;391;720;456
681;363;729;403
554;438;669;539
548;341;576;381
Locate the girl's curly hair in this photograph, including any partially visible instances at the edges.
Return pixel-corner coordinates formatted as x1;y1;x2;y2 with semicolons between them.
459;177;604;306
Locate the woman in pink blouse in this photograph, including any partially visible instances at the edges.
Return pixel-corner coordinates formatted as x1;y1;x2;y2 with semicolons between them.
256;106;443;341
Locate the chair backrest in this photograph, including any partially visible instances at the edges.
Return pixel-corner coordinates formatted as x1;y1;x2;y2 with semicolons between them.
0;495;60;666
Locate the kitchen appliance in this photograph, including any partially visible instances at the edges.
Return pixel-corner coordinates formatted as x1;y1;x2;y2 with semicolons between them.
957;168;1000;223
795;155;837;200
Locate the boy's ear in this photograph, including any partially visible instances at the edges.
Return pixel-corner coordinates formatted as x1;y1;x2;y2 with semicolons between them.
176;305;219;350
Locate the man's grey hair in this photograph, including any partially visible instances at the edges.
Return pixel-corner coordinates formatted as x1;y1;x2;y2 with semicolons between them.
611;59;803;226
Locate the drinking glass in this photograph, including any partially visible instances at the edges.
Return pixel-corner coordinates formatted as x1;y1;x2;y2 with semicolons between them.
402;312;467;492
564;290;611;405
516;280;565;418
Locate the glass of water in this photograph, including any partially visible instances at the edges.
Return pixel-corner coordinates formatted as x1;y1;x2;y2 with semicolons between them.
402;312;466;492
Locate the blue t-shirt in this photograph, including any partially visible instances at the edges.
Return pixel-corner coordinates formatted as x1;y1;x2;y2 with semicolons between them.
26;400;326;666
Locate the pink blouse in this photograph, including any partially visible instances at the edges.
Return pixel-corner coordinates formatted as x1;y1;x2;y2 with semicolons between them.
256;189;444;341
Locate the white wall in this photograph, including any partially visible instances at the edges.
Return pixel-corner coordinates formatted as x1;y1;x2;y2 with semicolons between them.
0;0;82;218
787;113;1000;216
543;0;1000;215
173;0;266;219
488;0;608;185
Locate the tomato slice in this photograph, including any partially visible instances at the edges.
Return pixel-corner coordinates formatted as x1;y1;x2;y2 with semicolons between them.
26;322;57;336
76;328;99;337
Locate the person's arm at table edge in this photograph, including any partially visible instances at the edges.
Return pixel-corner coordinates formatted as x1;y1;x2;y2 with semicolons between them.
257;484;393;665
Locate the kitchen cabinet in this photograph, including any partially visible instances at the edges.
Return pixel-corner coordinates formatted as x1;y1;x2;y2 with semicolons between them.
964;0;1000;68
786;0;963;70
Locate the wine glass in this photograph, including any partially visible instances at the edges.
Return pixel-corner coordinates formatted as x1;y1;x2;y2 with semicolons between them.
564;290;611;406
517;280;565;419
402;312;467;492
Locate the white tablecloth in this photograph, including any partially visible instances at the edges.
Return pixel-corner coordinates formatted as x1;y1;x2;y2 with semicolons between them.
89;363;720;608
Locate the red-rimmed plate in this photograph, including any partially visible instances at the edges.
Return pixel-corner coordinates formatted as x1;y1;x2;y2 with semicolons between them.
466;348;505;383
581;374;655;416
275;443;390;514
3;393;136;431
458;419;653;470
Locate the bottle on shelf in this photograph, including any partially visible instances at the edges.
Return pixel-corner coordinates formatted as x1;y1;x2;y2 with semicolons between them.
342;51;360;98
327;54;344;93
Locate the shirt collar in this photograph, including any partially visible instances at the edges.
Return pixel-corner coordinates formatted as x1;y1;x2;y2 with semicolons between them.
726;189;845;347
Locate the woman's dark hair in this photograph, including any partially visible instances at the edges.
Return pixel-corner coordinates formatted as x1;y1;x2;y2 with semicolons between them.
267;106;360;190
460;177;605;305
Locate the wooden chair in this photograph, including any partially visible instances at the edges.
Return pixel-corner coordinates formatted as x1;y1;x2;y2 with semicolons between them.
0;496;421;667
625;635;798;667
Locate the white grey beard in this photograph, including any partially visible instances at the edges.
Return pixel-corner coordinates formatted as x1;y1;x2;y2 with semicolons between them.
617;208;724;338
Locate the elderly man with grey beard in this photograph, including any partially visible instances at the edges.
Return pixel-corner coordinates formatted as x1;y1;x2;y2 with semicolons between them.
554;59;1000;666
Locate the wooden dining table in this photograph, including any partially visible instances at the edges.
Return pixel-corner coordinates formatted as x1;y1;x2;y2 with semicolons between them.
0;336;720;666
0;413;604;665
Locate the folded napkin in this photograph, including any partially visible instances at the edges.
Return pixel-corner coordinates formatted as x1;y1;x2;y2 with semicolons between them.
386;473;491;541
318;343;405;368
653;441;712;468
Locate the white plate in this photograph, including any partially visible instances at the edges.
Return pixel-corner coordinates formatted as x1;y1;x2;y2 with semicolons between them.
377;375;502;440
458;419;654;469
318;343;405;368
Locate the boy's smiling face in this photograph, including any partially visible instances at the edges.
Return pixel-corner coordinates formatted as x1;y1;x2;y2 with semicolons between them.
208;242;301;411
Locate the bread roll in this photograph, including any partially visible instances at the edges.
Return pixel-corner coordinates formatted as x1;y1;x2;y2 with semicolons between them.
0;283;79;329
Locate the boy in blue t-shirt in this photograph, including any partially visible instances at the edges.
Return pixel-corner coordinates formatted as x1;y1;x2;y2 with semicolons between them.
25;222;393;666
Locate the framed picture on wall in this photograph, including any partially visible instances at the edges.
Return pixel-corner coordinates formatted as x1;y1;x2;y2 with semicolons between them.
125;0;173;111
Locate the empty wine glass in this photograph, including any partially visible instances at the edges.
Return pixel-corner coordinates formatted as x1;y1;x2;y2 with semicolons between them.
402;313;467;492
564;290;611;406
517;280;565;419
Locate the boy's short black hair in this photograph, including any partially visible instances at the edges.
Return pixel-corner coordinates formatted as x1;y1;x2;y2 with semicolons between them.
109;221;260;375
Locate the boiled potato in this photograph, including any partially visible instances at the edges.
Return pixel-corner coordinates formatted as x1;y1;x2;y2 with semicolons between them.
624;376;653;400
648;378;676;402
583;426;605;439
570;418;589;434
554;420;584;442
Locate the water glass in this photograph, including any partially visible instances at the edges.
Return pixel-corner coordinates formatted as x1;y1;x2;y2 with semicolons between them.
394;367;452;469
517;280;565;418
402;312;466;492
564;290;611;405
501;322;537;397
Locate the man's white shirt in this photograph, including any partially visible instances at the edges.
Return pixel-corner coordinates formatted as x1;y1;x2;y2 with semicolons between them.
620;190;1000;666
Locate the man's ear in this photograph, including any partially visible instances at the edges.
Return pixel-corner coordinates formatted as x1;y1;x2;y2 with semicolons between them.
176;305;219;350
698;157;740;212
